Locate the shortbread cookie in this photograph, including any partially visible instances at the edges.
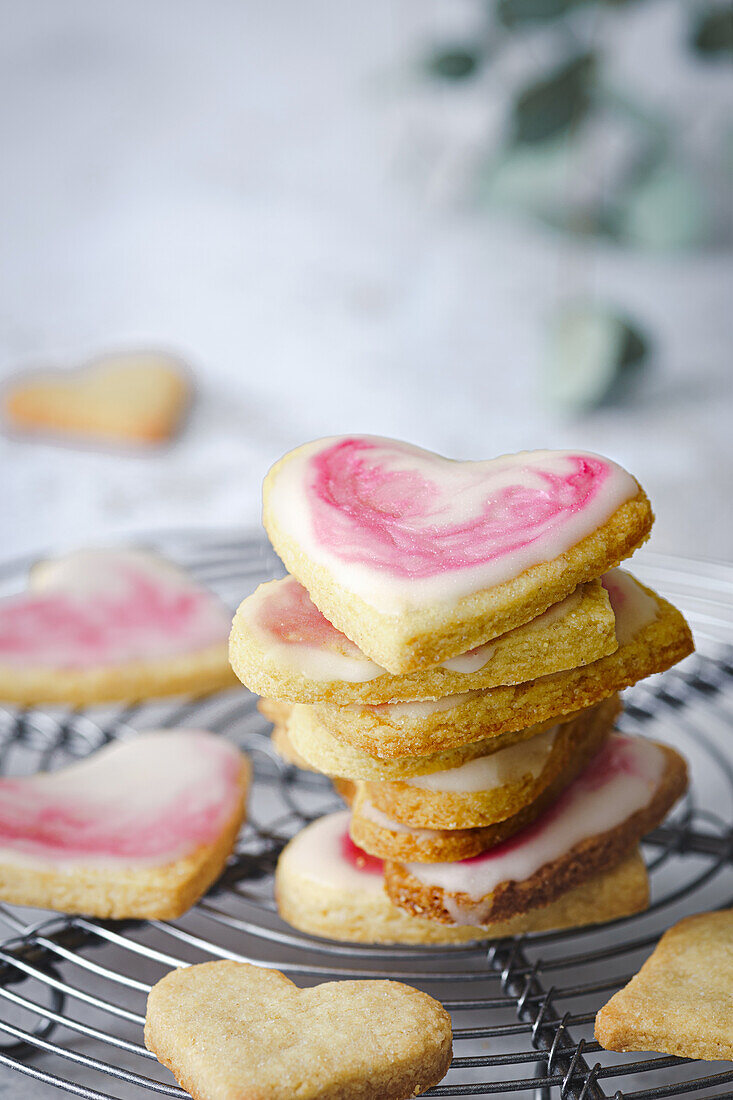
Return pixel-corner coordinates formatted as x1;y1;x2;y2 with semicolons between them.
0;548;237;704
385;733;687;925
257;698;313;770
230;574;617;704
363;697;617;829
4;351;190;445
275;811;649;944
263;436;652;673
287;700;575;781
312;570;693;759
0;730;250;919
350;783;576;863
595;909;733;1062
145;960;453;1100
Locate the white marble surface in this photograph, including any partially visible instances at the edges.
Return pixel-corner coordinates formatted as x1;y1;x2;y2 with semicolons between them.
2;0;732;567
0;3;732;1096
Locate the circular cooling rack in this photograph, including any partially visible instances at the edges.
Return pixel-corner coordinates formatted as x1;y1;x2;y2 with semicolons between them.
0;531;731;1100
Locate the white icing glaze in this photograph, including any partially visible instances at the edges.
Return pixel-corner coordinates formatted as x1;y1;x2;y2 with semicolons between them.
266;437;639;612
282;810;384;893
406;733;663;919
0;729;244;870
405;727;559;793
603;568;660;646
365;692;478;720
0;548;232;669
439;641;497;673
358;798;445;839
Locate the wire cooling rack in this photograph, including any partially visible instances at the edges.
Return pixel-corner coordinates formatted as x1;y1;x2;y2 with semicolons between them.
0;531;731;1100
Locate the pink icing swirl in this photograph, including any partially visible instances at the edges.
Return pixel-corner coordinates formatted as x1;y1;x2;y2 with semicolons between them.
258;576;361;656
0;555;231;669
307;438;615;578
0;730;243;864
339;831;383;876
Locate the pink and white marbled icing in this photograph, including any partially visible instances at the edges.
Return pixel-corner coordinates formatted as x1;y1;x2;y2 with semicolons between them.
266;437;639;610
0;549;232;669
245;576;591;684
0;729;244;869
283;810;385;893
406;732;664;924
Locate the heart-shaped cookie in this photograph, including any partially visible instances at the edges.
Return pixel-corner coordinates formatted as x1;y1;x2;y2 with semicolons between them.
145;960;453;1100
0;729;250;918
0;548;237;704
3;351;190;445
263;436;652;672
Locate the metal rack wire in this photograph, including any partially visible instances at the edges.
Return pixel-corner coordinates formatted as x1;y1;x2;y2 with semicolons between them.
0;531;731;1100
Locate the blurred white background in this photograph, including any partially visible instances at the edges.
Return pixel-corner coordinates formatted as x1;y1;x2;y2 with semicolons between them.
2;0;732;562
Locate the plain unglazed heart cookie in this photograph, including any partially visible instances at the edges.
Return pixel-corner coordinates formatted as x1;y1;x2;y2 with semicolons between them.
145;960;453;1100
3;350;191;445
0;547;238;704
595;909;733;1062
0;729;250;919
263;435;652;673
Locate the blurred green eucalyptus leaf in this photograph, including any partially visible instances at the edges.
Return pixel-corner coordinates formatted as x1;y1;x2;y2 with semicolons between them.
512;52;596;144
544;304;648;412
425;46;481;79
482;138;573;213
691;3;733;55
615;162;709;250
497;0;584;27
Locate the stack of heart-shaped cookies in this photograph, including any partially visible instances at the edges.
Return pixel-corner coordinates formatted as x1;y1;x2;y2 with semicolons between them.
231;436;693;943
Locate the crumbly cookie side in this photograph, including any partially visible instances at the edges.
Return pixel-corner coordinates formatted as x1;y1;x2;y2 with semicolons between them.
0;642;236;706
314;594;693;758
361;698;617;832
229;578;616;705
384;746;687;925
264;485;652;673
287;701;575;779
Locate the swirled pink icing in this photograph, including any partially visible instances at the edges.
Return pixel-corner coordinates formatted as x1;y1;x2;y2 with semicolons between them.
0;549;233;669
266;437;639;609
0;729;245;868
407;733;665;923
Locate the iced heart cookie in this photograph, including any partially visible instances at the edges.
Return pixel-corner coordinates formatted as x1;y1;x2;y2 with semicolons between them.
385;733;687;926
0;729;249;918
230;574;617;704
595;909;733;1062
350;781;579;863
275;811;649;944
287;698;572;782
3;351;191;445
362;697;617;830
263;436;652;672
0;547;238;704
145;960;453;1100
310;570;693;759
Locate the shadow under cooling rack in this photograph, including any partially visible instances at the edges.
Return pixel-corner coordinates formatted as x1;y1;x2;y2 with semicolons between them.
0;532;731;1100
